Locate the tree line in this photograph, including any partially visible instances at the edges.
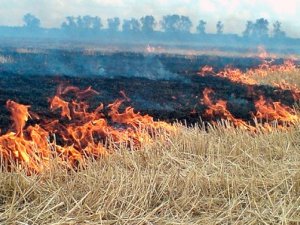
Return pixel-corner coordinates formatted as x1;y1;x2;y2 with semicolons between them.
20;13;287;39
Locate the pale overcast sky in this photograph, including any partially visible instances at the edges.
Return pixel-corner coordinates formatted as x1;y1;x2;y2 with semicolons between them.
0;0;299;37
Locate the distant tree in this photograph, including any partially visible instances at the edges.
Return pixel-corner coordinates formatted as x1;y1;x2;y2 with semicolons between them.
196;20;207;35
161;15;180;33
273;21;286;39
61;16;77;30
78;16;102;30
253;18;269;39
243;21;254;37
61;15;102;32
76;16;84;30
216;21;224;35
91;16;103;31
81;16;93;29
140;15;156;33
107;17;120;32
178;16;192;33
161;15;192;33
242;18;269;39
23;13;41;29
122;18;141;32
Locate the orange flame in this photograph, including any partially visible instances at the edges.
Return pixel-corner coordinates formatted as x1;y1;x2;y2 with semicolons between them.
199;58;297;85
197;65;214;76
247;59;297;77
6;100;31;137
254;96;298;124
257;46;269;59
1;56;299;173
216;67;257;85
273;80;300;101
201;87;298;132
202;88;255;130
50;96;71;120
0;86;176;173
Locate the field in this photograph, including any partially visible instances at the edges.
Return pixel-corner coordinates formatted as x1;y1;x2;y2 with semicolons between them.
0;49;300;224
0;125;300;224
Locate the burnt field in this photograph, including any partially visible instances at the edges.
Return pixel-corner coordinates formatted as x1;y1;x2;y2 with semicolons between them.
0;47;283;77
1;49;300;224
0;49;298;132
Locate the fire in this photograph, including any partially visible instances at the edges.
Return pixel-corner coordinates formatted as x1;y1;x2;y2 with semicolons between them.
247;59;297;78
6;100;31;137
109;99;167;130
0;54;299;173
0;85;176;173
273;81;300;101
199;49;299;131
198;65;257;85
254;95;298;124
216;67;257;85
50;96;71;120
199;59;297;86
197;65;214;76
257;46;269;59
201;87;299;132
202;88;255;131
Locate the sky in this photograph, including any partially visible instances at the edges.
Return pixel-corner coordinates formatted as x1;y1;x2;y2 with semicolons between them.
0;0;299;37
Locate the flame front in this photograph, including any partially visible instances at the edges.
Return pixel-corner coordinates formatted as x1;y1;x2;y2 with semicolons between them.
0;86;175;173
199;57;299;131
0;56;299;173
202;88;256;131
201;88;298;132
254;95;298;124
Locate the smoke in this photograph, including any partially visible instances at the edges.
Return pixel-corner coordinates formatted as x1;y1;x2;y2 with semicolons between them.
0;55;13;64
0;49;182;80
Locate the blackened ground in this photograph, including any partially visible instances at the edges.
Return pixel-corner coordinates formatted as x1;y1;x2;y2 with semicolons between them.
0;48;297;131
0;72;296;133
0;49;286;78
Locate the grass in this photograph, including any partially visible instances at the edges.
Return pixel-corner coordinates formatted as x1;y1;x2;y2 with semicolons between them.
0;63;300;224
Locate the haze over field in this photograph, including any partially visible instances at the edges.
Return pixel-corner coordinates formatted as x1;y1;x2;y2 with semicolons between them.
0;0;300;37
